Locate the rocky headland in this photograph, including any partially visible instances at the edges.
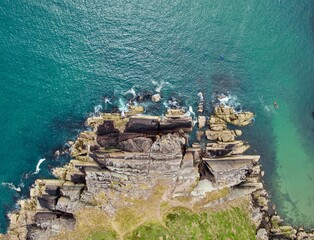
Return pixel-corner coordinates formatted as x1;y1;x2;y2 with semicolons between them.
2;94;314;240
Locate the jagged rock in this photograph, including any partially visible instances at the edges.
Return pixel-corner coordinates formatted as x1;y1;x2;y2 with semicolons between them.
208;116;227;131
38;195;59;211
200;155;260;187
31;212;75;239
60;182;85;201
214;105;254;126
128;105;144;115
198;116;206;129
119;137;153;152
165;109;186;117
85;170;128;195
152;93;161;102
97;132;119;147
205;129;240;142
97;120;119;135
71;131;97;157
198;102;204;113
196;130;204;141
256;228;268;240
55;197;86;214
181;152;194;169
296;231;309;240
150;133;184;156
53;167;67;180
206;141;250;157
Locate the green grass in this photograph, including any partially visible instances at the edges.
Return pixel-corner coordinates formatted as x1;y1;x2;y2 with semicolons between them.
125;207;256;240
86;231;117;240
53;184;256;240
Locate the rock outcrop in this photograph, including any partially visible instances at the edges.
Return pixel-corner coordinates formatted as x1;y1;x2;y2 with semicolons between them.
4;95;312;240
214;105;254;126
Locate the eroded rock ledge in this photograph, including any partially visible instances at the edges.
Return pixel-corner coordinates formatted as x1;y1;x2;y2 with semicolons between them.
4;98;314;240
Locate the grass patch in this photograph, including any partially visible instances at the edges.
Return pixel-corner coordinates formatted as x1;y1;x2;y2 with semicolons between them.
52;184;255;240
85;231;117;240
126;207;256;240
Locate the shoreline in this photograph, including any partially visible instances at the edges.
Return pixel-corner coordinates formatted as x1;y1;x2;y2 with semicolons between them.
2;93;314;239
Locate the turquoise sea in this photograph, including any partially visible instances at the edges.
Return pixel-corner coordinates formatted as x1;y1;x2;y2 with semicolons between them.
0;0;313;232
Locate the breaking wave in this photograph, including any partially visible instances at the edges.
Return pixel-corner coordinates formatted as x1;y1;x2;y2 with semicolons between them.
34;158;46;175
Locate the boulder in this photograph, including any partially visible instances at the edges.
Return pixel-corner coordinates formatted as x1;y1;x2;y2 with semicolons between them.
205;130;238;142
196;130;204;141
256;228;268;240
152;93;161;102
198;116;206;129
208;116;227;131
214;105;254;126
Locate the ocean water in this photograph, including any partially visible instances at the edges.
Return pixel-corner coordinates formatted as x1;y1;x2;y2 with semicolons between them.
0;0;313;232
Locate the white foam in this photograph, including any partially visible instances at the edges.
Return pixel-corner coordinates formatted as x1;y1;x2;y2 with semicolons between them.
104;97;112;104
125;87;136;98
197;91;204;101
2;182;21;192
34;158;46;174
163;101;169;109
151;80;169;93
215;93;242;112
186;106;196;118
118;98;129;113
93;104;102;117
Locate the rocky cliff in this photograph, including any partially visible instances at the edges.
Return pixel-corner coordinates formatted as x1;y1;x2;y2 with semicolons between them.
3;97;314;240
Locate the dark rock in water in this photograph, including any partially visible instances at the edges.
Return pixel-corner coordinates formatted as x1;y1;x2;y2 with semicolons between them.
135;91;153;102
125;118;159;133
97;120;119;135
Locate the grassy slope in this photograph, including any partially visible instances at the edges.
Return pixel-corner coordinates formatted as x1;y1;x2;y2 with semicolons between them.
52;184;256;240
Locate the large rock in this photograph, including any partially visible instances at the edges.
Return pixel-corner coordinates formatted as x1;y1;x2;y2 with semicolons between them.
208;116;227;131
256;228;268;240
97;120;119;135
125;117;159;133
198;116;206;129
152;93;161;102
205;129;241;142
119;137;153;152
60;182;85;201
159;118;193;133
97;132;119;147
150;133;184;156
206;141;250;157
214;105;254;126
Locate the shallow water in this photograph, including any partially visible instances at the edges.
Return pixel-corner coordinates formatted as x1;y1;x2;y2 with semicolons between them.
0;0;313;232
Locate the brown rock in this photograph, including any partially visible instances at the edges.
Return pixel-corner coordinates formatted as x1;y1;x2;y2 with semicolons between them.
198;116;206;129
